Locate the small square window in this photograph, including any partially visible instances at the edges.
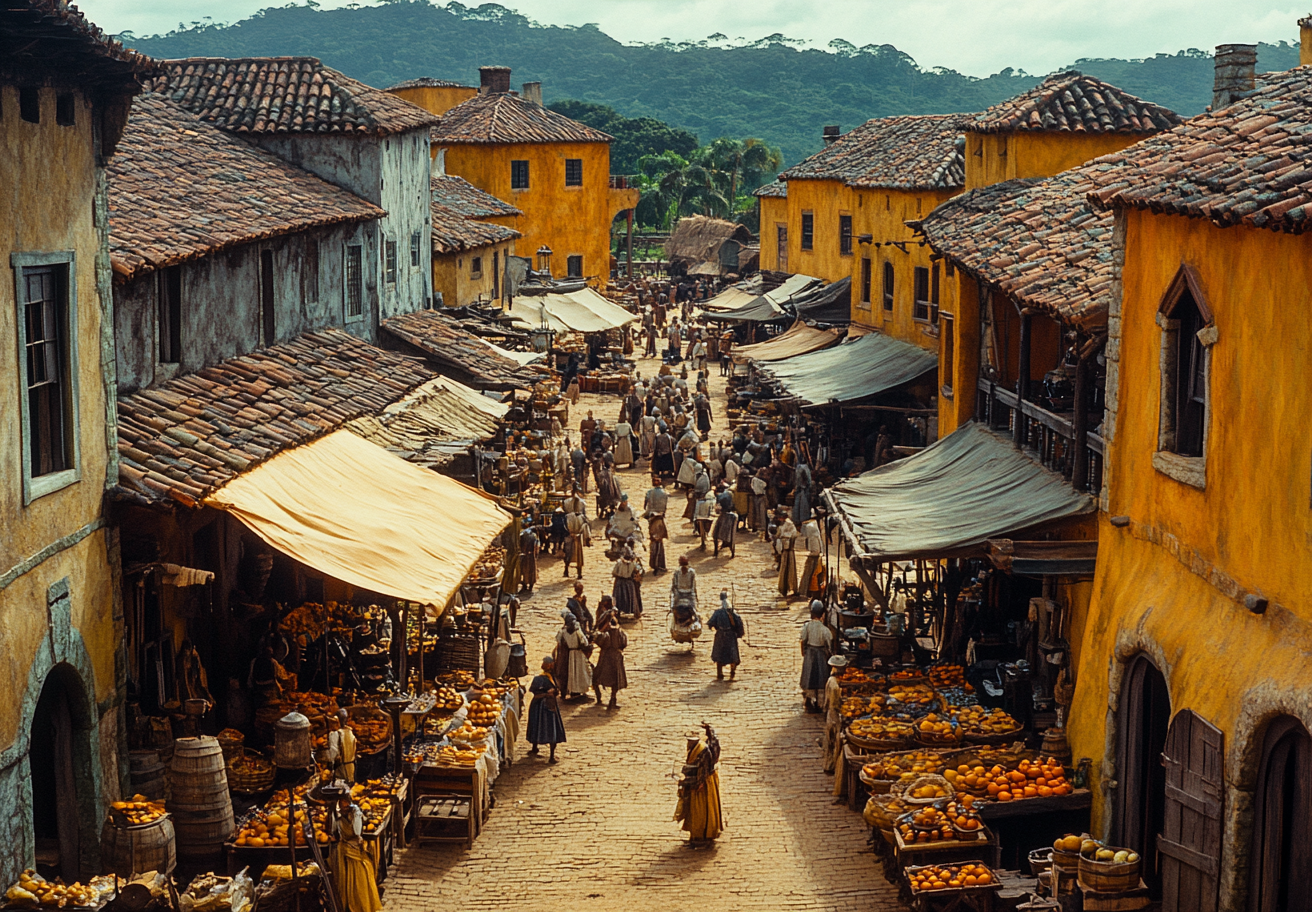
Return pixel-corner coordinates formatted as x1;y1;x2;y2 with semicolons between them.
565;158;583;186
511;160;530;190
20;87;39;124
566;255;583;278
55;93;75;126
471;256;483;277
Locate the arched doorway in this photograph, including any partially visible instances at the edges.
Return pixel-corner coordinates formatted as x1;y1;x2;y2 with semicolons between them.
29;664;94;883
1114;654;1170;897
1250;716;1312;912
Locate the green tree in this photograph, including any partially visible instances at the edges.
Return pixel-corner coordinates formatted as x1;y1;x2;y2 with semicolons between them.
703;136;783;216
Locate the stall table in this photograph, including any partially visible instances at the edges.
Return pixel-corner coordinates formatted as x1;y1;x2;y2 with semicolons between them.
976;789;1092;869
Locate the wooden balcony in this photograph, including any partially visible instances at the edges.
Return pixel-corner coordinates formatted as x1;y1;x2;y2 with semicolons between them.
976;379;1103;495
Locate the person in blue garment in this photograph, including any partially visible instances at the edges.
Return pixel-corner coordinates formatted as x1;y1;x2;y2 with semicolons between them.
527;656;566;764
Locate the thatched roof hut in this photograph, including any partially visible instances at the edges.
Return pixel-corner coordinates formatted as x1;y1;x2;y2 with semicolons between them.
665;215;755;276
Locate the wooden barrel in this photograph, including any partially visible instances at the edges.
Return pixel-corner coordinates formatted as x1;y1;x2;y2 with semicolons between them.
167;737;234;861
1078;852;1141;893
101;814;176;877
128;751;168;802
1041;727;1073;767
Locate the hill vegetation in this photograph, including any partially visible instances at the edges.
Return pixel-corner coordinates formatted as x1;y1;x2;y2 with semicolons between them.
129;1;1300;166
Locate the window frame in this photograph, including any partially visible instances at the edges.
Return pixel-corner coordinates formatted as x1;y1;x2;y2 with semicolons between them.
930;261;941;324
882;261;895;313
344;244;364;320
913;265;931;322
384;238;398;286
564;158;583;187
409;231;422;269
566;255;584;279
838;214;853;256
776;223;788;270
470;255;483;278
158;264;182;364
800;212;814;251
859;257;872;307
1153;263;1214;489
511;159;530;190
12;251;81;504
940;313;956;399
302;240;320;305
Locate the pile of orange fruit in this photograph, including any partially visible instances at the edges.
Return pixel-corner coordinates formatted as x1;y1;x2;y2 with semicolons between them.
465;693;501;726
109;795;166;827
889;669;926;683
907;863;994;891
928;664;966;688
916;713;958;742
887;683;935;706
897;806;956;843
944;796;983;833
848;717;914;741
955;756;1072;801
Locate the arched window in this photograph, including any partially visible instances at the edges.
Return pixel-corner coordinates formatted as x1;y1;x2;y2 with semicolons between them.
1250;716;1312;912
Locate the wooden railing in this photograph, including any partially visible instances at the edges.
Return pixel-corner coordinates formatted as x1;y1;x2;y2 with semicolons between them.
976;379;1103;496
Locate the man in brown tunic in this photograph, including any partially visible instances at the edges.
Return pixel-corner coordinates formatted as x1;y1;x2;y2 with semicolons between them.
591;609;628;710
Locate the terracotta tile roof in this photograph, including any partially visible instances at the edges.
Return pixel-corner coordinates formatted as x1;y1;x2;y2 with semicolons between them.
115;329;435;507
1;0;156;91
1087;67;1312;235
108;93;384;281
914;169;1115;329
387;77;472;91
156;57;440;136
780;115;971;191
430;91;611;145
430;202;520;254
382;309;546;391
972;71;1181;135
431;175;521;219
754;181;787;199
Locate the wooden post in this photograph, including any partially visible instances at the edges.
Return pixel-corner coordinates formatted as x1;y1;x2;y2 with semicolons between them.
1071;352;1092;491
626;209;635;280
1014;310;1032;448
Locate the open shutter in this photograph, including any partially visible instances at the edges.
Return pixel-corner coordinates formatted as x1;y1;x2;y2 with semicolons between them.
1158;709;1224;912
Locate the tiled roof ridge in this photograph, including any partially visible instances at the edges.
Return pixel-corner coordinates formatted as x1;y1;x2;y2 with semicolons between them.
780;113;971;191
387;77;472;91
108;92;384;281
431;91;613;144
8;0;158;76
381;309;545;390
115;328;435;506
972;71;1182;135
430;201;522;253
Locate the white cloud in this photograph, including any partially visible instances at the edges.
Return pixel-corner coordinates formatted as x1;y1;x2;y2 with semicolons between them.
82;0;1306;77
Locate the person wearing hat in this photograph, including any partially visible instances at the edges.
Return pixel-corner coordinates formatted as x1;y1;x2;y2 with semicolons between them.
707;591;744;681
775;508;800;599
674;723;723;844
822;655;848;772
527;657;566;763
590;608;628;710
799;600;834;713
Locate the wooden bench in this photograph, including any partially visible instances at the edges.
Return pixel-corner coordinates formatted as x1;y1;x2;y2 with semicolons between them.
413;794;474;848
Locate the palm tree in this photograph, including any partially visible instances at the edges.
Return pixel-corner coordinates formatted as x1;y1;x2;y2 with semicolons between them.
705;137;783;218
636;150;731;228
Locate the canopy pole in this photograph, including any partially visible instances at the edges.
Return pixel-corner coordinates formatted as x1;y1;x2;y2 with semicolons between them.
1071;351;1093;491
626;210;634;280
1014;309;1032;448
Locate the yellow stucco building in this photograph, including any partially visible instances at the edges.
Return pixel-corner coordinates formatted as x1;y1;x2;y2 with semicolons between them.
0;3;150;884
1064;55;1312;911
397;67;639;289
429;174;521;308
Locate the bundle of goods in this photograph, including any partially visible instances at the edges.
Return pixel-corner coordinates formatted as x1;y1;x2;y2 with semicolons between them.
280;602;361;643
927;664;969;690
4;873;116;910
346;706;392;754
467;546;505;584
906;863;996;892
953;705;1024;742
178;873;254;912
954;756;1073;801
109;795;168;827
227;751;276;795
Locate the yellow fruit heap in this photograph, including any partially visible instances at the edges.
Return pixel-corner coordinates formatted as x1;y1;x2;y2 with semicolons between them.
848;717;913;741
465;692;501;726
448;723;490;744
916;713;957;741
432;686;464;712
234;787;330;848
862;750;946;782
887;683;935;705
1072;837;1140;865
109;794;166;827
908;863;994;891
837;666;871;683
928;664;967;688
953;704;1022;734
6;872;102;909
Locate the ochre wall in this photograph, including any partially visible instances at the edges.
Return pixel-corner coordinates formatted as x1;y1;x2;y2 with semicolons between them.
387;84;477;117
1068;210;1312;907
441;141;622;287
965;131;1152;191
433;238;515;308
938;271;981;435
758;196;787;271
779;177;854;284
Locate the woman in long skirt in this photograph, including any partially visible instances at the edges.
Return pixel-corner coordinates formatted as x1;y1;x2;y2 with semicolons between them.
554;613;592;699
612;548;644;617
640;412;657;460
775;511;799;598
614;420;635;467
527;657;566;762
712;505;736;558
590;610;628;709
798;602;834;713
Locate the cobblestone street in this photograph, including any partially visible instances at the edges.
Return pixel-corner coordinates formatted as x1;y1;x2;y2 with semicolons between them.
385;357;906;912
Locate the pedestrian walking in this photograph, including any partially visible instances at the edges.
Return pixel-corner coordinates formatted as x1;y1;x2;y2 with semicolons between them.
519;521;539;595
565;581;593;633
707;591;743;680
693;489;715;550
554;612;593;700
775;508;800;599
674;724;723;844
712;501;737;558
527;657;566;763
799;508;826;601
612;546;645;617
563;504;590;579
591;608;628;709
822;656;847;772
644;479;669;574
799;601;834;713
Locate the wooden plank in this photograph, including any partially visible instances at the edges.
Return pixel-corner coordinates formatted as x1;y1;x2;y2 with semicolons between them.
1162;782;1221;818
976;790;1092;820
1156;834;1219;877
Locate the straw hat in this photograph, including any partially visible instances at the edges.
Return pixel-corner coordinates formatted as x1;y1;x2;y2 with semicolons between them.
828;655;849;668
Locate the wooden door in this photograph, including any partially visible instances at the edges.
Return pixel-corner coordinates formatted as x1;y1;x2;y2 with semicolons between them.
1158;709;1224;912
1115;654;1170;893
1249;717;1312;912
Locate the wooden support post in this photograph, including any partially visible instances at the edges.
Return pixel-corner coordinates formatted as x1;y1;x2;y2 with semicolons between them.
626;210;635;280
1071;352;1092;492
1014;310;1032;448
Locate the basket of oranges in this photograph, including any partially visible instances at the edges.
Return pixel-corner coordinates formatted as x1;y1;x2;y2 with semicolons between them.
914;713;962;746
905;862;997;894
943;796;984;837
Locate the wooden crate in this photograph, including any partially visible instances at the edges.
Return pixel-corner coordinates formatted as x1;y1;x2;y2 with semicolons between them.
895;826;1002;870
413;794;474;848
1080;879;1150;911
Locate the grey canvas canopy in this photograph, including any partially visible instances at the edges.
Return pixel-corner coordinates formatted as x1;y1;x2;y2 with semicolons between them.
824;422;1095;564
757;329;936;406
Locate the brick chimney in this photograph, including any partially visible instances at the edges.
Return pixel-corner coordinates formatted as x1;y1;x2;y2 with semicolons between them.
822;125;841;145
479;66;511;95
522;81;543;106
1212;44;1257;111
1301;15;1312;66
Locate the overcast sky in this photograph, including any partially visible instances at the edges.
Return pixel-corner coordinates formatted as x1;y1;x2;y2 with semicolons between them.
86;0;1304;78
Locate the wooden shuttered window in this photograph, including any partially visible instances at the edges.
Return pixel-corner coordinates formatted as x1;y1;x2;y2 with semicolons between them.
23;266;71;477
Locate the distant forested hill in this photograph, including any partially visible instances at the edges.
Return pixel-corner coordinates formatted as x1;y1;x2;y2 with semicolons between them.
128;1;1299;166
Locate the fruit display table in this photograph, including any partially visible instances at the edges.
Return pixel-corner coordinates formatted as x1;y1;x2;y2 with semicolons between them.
894;826;1002;871
976;789;1092;869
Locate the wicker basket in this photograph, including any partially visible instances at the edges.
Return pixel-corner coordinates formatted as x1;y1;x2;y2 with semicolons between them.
227;749;275;795
216;730;244;765
893;773;954;805
962;727;1025;745
846;732;912;753
1078;848;1141;893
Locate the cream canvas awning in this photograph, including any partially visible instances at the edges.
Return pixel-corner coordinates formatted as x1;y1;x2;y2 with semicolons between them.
758;329;937;406
731;321;844;364
509;286;636;334
205;429;510;605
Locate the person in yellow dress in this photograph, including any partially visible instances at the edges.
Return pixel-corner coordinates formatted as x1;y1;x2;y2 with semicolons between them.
674;724;723;844
329;792;381;912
